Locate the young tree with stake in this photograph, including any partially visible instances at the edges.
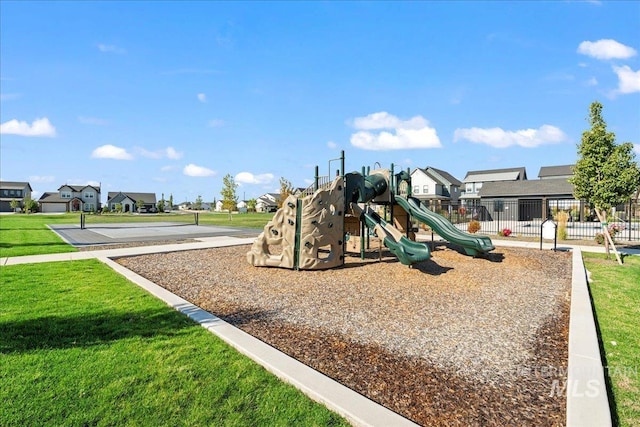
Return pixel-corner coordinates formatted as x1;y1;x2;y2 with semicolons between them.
569;101;640;264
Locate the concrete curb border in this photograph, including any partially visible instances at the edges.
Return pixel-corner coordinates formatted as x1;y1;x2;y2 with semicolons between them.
100;256;419;427
566;248;612;426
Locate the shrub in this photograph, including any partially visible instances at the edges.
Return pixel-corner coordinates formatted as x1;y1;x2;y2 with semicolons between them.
558;225;568;240
458;207;466;216
498;228;512;237
595;233;605;245
468;220;481;234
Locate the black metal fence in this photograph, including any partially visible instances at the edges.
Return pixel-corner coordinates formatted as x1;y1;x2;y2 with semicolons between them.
417;199;640;242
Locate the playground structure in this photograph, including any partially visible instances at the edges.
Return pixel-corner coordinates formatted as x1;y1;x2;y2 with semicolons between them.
247;152;494;270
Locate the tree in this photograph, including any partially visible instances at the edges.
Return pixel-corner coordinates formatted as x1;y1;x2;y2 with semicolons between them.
168;194;174;210
9;199;20;213
569;101;640;263
194;195;203;210
157;193;166;213
278;177;294;208
136;199;145;213
247;198;257;212
220;174;238;220
23;196;37;214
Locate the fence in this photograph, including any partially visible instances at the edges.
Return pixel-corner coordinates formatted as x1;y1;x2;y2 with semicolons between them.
417;199;640;242
80;212;199;229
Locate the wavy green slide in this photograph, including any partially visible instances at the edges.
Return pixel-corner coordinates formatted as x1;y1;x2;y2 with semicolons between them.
396;195;494;256
352;203;431;266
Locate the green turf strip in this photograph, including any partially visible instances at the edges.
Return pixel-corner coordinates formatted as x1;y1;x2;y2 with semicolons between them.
0;260;348;426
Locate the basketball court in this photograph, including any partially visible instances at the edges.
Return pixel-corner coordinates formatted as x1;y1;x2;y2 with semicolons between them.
48;222;260;247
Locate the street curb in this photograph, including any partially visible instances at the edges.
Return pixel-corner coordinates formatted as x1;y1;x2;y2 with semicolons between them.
566;248;612;426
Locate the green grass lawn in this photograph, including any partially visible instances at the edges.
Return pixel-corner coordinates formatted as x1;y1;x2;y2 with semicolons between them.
583;252;640;427
0;212;273;258
0;214;80;257
0;260;349;426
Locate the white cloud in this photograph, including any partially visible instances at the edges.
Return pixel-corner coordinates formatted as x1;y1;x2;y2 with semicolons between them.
235;172;275;184
29;175;55;183
327;141;338;149
208;119;225;127
0;117;57;137
78;116;109;125
183;163;216;177
197;93;207;103
136;146;184;160
586;77;598;86
161;165;179;172
97;43;126;54
612;65;640;94
453;125;567;148
349;112;441;151
577;39;637;60
165;147;183;160
91;144;134;160
634;144;640;156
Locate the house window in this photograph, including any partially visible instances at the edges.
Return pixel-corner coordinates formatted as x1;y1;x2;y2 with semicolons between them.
61;191;72;199
423;185;429;194
413;186;419;194
84;192;94;199
465;183;474;193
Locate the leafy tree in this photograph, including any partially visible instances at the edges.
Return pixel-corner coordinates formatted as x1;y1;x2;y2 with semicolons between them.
247;198;257;212
278;177;294;208
136;199;145;213
23;196;37;214
194;195;203;210
157;193;165;213
9;199;20;213
168;194;174;210
220;174;238;219
114;203;123;213
569;101;640;262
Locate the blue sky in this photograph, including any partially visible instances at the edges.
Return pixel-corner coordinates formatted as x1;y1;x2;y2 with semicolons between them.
1;1;639;205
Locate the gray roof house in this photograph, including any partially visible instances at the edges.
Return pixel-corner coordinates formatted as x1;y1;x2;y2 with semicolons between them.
106;191;157;213
538;164;574;180
410;166;462;205
477;166;577;221
39;184;101;213
0;181;33;212
256;193;279;212
461;167;527;202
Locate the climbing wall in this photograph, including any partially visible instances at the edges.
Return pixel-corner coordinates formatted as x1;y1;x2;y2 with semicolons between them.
247;176;344;270
246;195;297;268
297;176;345;270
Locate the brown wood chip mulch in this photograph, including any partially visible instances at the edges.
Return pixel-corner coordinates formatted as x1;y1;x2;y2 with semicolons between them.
116;243;571;427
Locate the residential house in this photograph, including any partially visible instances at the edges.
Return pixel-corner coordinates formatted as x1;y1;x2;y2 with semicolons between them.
538;164;574;180
410;167;462;208
0;181;32;212
478;165;579;221
460;167;527;205
106;192;157;213
256;193;279;212
39;184;100;213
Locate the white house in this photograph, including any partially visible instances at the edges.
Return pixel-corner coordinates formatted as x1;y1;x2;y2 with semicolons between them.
39;184;101;213
410;167;462;207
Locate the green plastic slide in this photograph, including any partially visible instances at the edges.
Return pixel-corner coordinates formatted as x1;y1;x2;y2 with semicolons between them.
396;195;494;256
354;204;431;266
